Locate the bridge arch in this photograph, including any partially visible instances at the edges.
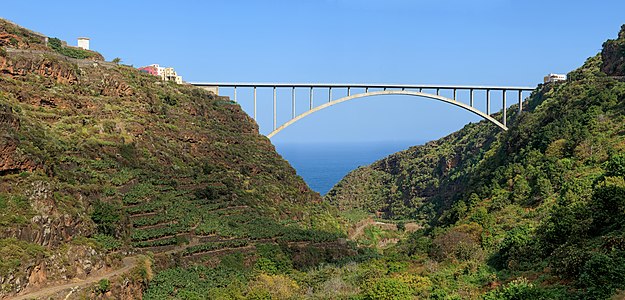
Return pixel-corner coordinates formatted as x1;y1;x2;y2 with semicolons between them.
267;90;507;138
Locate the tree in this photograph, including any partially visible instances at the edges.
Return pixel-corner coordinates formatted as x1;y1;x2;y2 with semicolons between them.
112;57;122;64
91;200;122;236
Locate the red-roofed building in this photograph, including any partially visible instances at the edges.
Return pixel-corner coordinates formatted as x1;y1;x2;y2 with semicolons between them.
138;65;158;76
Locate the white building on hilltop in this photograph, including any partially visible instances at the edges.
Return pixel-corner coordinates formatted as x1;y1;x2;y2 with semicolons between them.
544;73;566;83
77;37;90;50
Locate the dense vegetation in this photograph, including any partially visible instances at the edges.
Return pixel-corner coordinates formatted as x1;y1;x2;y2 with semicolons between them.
323;26;625;299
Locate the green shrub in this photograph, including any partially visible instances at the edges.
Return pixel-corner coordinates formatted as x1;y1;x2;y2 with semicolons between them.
364;278;413;300
483;278;546;300
96;278;110;294
589;183;625;232
400;229;432;256
495;224;535;269
254;257;278;275
578;252;625;299
606;153;625;177
93;234;122;251
91;200;122;236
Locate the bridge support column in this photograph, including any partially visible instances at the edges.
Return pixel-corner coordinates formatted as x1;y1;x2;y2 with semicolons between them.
292;87;296;118
470;89;474;107
453;89;457;101
518;90;523;113
273;87;276;130
486;90;491;115
329;87;332;102
253;87;257;120
310;87;313;110
502;90;507;126
233;86;236;102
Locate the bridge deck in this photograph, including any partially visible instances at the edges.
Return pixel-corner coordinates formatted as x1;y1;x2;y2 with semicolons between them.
191;82;535;91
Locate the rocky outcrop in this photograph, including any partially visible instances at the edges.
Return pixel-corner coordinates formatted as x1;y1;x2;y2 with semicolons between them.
0;103;37;176
95;73;135;97
0;245;110;299
0;53;79;84
601;24;625;76
0;141;37;176
6;214;94;247
1;181;95;247
0;19;48;51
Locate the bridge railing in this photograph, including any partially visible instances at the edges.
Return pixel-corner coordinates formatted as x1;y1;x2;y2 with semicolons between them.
191;82;535;136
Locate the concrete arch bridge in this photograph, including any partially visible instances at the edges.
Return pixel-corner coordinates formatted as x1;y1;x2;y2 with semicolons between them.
191;83;535;138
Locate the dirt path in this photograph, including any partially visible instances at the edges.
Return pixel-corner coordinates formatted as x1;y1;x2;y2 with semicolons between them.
10;257;136;300
348;219;420;240
348;219;376;240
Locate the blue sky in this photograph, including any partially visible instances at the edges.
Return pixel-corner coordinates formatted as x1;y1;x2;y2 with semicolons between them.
3;1;625;144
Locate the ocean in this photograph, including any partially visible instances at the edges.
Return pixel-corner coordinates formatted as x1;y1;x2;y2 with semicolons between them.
274;140;424;195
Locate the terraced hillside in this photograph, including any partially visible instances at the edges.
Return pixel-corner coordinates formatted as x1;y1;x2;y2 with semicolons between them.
0;19;346;299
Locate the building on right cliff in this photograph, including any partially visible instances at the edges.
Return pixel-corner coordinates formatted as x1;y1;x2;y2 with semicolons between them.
138;64;183;84
544;73;567;83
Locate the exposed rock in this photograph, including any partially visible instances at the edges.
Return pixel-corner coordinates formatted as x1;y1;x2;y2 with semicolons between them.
114;279;145;300
0;19;48;50
97;74;134;97
0;102;19;129
601;24;625;76
0;53;79;84
0;105;38;175
27;263;47;288
0;104;34;175
8;214;94;247
1;245;111;299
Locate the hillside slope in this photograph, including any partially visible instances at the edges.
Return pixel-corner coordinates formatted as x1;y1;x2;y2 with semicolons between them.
0;19;345;299
326;25;625;298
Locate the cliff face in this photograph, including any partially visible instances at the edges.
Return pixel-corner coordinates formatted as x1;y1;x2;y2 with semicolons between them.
602;24;625;76
0;19;333;299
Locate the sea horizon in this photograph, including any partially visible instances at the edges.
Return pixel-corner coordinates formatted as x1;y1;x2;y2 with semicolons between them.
274;140;426;195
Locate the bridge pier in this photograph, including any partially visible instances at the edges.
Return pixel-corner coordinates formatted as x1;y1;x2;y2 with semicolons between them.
486;90;491;115
502;90;507;126
292;87;296;118
518;90;523;113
